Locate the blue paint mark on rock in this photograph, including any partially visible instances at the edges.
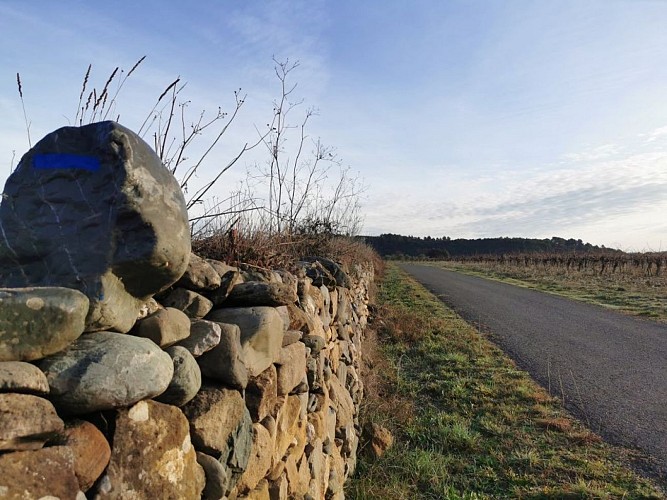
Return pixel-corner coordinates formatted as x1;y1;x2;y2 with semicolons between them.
33;154;100;172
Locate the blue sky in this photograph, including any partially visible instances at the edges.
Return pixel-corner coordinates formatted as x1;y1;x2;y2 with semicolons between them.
1;1;667;250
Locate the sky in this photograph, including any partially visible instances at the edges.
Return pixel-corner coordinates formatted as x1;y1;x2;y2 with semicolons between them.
1;0;667;251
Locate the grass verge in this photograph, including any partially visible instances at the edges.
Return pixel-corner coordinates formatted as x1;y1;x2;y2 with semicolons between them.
426;261;667;323
348;263;663;499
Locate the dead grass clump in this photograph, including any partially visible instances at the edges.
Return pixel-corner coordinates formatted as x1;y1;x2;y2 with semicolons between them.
359;326;415;430
375;304;430;343
536;417;572;433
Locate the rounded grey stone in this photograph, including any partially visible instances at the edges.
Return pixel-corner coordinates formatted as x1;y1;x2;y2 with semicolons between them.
155;346;201;407
39;331;173;415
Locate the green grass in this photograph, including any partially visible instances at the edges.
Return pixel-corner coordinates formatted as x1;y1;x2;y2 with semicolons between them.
426;260;667;323
348;264;663;499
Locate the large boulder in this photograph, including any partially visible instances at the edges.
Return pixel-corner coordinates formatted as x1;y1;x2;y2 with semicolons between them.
39;331;173;415
0;287;88;362
0;121;191;333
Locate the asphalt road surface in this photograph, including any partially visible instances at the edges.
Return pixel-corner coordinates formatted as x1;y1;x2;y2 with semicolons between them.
399;263;667;480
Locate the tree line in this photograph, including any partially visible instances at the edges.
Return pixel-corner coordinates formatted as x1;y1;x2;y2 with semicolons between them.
362;234;614;259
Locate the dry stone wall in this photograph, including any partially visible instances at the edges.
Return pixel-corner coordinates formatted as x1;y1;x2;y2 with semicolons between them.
0;122;373;500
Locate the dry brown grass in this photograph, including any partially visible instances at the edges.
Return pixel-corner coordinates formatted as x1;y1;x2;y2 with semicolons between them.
193;230;381;273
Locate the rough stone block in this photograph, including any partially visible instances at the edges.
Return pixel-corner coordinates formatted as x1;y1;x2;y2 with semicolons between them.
97;400;204;499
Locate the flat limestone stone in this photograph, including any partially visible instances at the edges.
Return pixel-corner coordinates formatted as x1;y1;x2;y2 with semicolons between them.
0;287;88;362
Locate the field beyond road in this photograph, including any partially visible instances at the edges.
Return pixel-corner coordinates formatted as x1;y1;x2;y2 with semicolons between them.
399;262;667;484
349;264;663;498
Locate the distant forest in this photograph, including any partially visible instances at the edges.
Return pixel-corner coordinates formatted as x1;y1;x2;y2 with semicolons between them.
362;234;616;259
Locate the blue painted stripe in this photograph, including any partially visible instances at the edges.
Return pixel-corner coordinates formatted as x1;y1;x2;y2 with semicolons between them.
33;153;100;172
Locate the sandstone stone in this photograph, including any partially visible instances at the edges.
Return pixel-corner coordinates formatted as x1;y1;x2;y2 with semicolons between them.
0;287;88;362
156;345;201;406
0;361;49;394
177;319;222;357
307;351;325;394
275;342;307;395
130;306;190;347
237;423;273;493
0;393;63;451
283;454;310;498
286;302;310;333
282;329;302;347
336;288;352;325
206;307;284;377
327;444;345;498
225;281;297;307
268;473;288;500
40;331;173;415
197;322;248;389
273;395;307;465
306;439;327;500
0;446;80;498
61;419;111;491
328;375;355;430
183;385;247;457
98;400;204;499
197;451;230;500
301;334;326;353
275;305;290;331
0;121;190;333
301;290;319;317
336;323;350;341
243;479;270;500
364;422;394;459
246;364;278;422
161;287;214;318
329;288;338;318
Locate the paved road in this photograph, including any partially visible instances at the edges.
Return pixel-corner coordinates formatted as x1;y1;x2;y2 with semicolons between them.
399;263;667;479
